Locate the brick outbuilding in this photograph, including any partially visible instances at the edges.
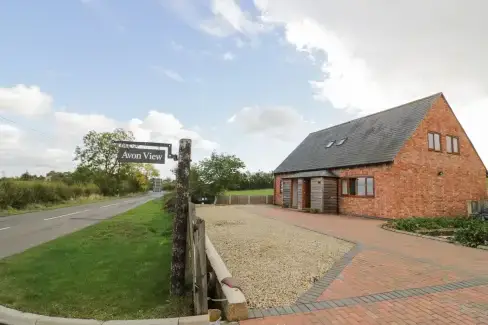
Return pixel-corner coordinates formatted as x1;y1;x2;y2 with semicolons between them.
274;93;487;219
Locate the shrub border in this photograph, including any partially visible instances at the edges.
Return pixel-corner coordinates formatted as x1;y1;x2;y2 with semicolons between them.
381;224;488;251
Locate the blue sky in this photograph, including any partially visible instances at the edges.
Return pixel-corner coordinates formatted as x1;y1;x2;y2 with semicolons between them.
1;0;487;177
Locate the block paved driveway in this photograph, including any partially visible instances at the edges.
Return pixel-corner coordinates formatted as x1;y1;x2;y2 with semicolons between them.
231;205;488;325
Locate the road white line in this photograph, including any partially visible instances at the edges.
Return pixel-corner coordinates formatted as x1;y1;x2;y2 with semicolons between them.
0;227;11;231
100;203;118;209
44;209;89;221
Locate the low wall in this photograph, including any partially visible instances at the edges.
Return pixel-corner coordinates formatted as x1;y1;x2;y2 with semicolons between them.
215;195;274;205
205;235;248;321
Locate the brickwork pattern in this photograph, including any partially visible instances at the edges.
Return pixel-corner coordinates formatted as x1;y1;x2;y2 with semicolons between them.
233;206;488;324
243;285;488;325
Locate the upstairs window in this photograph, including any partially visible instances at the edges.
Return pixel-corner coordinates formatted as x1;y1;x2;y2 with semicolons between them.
325;141;335;148
428;132;441;152
341;177;374;197
446;135;459;154
280;180;283;193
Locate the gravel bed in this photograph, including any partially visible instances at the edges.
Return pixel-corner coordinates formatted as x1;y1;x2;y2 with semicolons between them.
198;206;354;309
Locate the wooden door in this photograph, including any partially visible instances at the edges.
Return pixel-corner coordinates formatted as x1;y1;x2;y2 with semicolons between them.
323;178;339;214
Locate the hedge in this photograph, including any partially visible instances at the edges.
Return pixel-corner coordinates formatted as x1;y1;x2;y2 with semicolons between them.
0;180;101;210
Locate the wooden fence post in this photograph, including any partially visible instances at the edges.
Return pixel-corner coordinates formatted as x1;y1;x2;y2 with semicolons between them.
228;195;231;205
185;203;196;286
171;138;192;296
193;218;208;314
248;195;250;205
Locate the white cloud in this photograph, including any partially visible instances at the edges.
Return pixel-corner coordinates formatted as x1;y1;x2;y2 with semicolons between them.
0;124;22;149
0;89;218;177
228;105;315;141
251;0;488;164
0;85;53;116
168;0;268;38
54;111;118;135
200;0;267;37
222;51;235;61
150;66;185;82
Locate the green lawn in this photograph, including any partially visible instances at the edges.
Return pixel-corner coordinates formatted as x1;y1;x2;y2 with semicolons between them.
225;188;273;196
0;200;191;320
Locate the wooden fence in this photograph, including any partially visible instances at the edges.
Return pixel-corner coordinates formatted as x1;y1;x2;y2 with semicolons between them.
185;202;208;315
215;194;274;205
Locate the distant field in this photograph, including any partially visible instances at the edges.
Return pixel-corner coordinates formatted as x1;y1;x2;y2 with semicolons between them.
225;188;273;196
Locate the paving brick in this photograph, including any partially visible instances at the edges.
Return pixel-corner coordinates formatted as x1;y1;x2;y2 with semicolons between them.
227;205;488;324
268;308;279;317
252;309;263;318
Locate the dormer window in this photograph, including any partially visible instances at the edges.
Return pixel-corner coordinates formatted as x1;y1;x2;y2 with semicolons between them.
325;141;335;148
337;138;347;146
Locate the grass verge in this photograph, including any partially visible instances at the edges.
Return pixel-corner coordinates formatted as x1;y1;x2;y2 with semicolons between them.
225;188;273;196
0;199;192;320
0;193;144;217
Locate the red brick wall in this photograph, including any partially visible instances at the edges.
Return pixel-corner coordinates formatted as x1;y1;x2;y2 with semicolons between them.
336;164;395;218
338;95;486;219
388;95;486;218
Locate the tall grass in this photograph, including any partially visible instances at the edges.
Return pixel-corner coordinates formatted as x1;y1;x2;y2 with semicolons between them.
0;180;101;210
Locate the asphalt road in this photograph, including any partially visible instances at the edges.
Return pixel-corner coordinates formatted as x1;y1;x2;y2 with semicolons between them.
0;192;163;259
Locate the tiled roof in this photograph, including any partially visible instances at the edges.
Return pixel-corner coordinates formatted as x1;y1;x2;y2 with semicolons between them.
281;170;338;178
274;93;442;174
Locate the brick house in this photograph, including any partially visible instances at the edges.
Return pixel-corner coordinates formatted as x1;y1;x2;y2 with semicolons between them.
274;93;487;219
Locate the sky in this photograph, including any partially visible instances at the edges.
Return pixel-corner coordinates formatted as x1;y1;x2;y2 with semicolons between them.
1;0;487;178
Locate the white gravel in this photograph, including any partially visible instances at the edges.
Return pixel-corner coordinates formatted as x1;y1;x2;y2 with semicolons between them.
197;206;353;309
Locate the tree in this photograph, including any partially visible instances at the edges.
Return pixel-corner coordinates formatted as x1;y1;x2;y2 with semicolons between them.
74;128;135;176
74;129;143;195
131;163;160;191
197;152;245;195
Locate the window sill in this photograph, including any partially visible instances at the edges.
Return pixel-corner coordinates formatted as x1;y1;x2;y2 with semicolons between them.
341;195;375;198
428;149;442;153
447;152;460;155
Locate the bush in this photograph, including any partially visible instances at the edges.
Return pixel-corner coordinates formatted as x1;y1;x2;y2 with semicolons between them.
453;220;488;248
0;180;101;210
162;191;176;214
388;216;468;232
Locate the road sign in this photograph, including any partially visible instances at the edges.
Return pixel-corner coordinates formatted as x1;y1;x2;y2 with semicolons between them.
117;148;166;164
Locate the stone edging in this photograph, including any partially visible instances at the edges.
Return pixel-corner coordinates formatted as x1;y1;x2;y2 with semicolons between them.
381;224;488;251
0;305;209;325
296;243;363;304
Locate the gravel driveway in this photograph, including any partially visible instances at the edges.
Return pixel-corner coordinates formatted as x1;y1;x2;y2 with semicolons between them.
197;205;353;309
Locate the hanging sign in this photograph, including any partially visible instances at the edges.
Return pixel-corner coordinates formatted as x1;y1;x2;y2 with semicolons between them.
117;148;166;164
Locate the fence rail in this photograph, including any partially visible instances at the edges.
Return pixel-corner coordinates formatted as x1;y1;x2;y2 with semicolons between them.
215;194;274;205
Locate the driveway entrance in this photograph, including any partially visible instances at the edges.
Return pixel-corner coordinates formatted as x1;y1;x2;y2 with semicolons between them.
233;205;488;324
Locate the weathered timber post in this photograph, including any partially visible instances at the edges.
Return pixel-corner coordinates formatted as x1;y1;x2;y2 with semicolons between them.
171;138;192;296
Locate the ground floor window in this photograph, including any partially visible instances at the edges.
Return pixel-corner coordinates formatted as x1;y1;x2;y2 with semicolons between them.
341;177;374;197
280;179;283;194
